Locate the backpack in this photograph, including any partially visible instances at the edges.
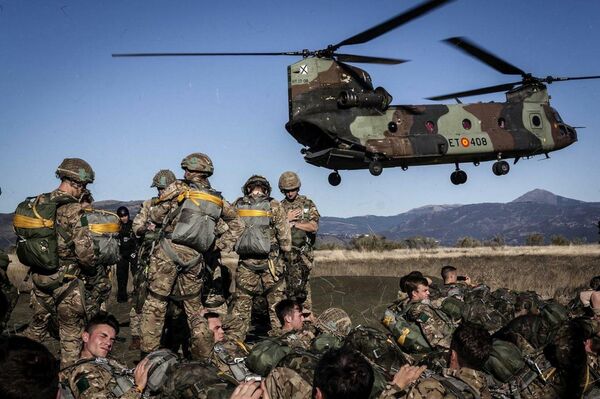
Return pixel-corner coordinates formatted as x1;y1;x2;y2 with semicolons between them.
245;337;293;376
277;349;319;386
160;359;236;399
170;188;223;253
440;296;465;322
145;349;180;393
310;333;344;354
80;209;120;266
484;339;526;383
235;196;273;257
540;300;569;328
382;303;432;354
13;193;77;271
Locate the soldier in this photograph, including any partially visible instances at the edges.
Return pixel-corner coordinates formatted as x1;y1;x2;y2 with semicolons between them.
381;323;493;398
116;206;138;303
21;158;97;367
68;313;150;398
0;248;18;332
140;153;243;358
402;274;454;350
439;265;473;299
229;175;292;342
278;171;319;313
313;347;374;399
268;299;315;350
128;169;176;351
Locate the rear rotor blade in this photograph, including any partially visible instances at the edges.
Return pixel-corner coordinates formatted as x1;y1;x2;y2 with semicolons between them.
112;51;304;58
427;82;519;101
443;37;526;75
542;75;600;84
335;53;408;65
332;0;454;51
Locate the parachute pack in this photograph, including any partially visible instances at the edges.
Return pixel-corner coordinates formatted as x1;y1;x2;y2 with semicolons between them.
245;337;293;377
170;188;223;253
382;301;432;354
13;193;77;271
235;196;273;257
80;209;120;266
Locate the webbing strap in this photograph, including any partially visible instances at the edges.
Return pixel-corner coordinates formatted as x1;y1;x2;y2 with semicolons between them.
13;213;54;229
237;209;272;217
177;190;223;207
89;223;120;234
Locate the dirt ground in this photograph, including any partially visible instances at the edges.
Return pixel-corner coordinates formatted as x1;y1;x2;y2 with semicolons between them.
6;275;400;366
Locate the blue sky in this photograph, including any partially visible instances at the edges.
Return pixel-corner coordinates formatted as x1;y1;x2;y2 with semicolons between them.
1;0;599;217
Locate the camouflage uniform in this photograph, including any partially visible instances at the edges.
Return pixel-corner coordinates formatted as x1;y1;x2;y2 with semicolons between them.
83;265;112;317
268;327;315;351
140;177;242;357
405;300;454;349
265;366;313;399
23;189;96;367
68;357;140;399
0;249;18;331
228;180;291;342
280;194;319;312
380;368;491;398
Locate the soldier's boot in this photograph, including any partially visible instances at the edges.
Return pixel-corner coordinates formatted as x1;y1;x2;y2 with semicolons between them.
129;335;141;351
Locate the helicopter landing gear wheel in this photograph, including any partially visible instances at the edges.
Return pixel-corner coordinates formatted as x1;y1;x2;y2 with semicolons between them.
492;161;510;176
328;171;341;186
368;160;383;176
450;170;467;185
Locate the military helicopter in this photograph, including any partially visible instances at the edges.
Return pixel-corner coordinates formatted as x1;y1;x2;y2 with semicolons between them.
113;0;598;186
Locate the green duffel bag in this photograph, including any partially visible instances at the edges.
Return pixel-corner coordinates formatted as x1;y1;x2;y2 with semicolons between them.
13;194;76;272
540;300;569;328
440;296;465;322
81;209;121;266
245;338;292;377
382;308;431;353
484;339;525;383
310;333;343;354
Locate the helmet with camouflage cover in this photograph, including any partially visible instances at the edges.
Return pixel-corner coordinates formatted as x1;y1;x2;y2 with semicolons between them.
242;175;271;197
181;152;214;176
315;307;352;337
55;158;95;184
151;169;176;189
278;171;301;191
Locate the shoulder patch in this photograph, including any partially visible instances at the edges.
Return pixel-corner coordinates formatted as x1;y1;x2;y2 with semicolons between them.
76;377;90;394
418;312;431;323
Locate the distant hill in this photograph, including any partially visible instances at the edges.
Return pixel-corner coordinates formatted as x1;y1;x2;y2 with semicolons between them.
1;189;599;249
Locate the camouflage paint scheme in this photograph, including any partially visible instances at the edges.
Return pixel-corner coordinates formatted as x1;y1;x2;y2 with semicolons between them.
286;58;577;172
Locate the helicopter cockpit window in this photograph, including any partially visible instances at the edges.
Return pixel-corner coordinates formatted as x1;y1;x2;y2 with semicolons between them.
425;121;435;132
497;118;506;129
462;119;472;130
552;109;564;123
530;114;542;128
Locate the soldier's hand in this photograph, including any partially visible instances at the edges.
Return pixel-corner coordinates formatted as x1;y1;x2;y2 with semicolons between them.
464;275;473;286
391;364;426;390
133;357;150;392
287;209;301;222
146;222;156;232
229;381;267;399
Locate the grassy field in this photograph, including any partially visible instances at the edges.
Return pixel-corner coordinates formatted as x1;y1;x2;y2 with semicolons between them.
9;245;600;299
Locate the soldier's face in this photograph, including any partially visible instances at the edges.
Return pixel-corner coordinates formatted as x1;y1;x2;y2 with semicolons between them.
412;284;430;301
284;189;299;201
287;305;304;330
82;324;116;358
208;317;225;343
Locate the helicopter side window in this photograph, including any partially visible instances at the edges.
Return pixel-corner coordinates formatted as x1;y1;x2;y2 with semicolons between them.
497;118;506;129
530;114;542;128
425;121;435;133
552;109;564;123
462;119;472;130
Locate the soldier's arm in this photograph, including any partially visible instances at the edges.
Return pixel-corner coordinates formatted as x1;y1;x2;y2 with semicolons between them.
70;204;96;269
407;304;450;349
272;201;292;252
70;364;142;399
132;200;151;236
378;365;428;398
291;199;320;233
215;200;244;253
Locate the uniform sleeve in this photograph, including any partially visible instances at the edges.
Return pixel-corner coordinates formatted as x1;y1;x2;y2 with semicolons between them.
69;365;109;399
406;304;451;349
378;378;449;399
67;204;96;269
192;316;216;358
132;200;151;236
271;200;292;253
215;199;244;253
306;199;320;227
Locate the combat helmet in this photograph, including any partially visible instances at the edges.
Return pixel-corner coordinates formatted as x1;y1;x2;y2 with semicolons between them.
316;307;353;337
278;171;301;191
151;169;176;189
242;175;271;197
55;158;95;184
181;153;214;176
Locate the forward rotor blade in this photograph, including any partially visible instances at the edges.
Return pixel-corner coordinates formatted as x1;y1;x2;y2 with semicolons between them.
443;37;526;76
112;51;304;58
332;0;454;51
335;53;408;65
427;82;519;101
542;75;600;84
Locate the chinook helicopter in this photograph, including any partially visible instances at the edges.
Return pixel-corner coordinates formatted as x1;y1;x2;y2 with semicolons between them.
113;0;598;186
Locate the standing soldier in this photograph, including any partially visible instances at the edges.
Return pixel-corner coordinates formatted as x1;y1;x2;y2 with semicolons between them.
229;175;291;342
116;206;138;303
278;171;319;313
18;158;96;367
140;153;242;358
128;169;176;351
